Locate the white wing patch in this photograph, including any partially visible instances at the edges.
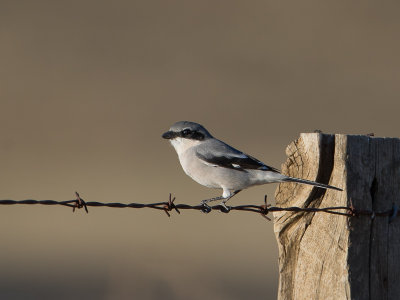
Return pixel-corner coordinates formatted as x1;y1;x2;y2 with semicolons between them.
234;153;248;159
200;160;219;167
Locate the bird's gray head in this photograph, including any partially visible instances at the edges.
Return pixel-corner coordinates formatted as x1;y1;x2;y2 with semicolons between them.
162;121;213;141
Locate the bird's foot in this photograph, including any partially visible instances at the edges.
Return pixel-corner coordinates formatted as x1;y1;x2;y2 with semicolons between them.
219;201;231;213
200;200;212;213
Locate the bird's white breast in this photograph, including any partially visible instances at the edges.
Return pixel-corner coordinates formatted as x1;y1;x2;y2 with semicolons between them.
170;140;220;188
169;137;200;156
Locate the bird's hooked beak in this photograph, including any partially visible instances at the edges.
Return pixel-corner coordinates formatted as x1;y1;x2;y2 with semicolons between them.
162;130;177;140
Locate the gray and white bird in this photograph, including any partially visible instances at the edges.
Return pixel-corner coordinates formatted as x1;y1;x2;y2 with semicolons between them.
162;121;341;209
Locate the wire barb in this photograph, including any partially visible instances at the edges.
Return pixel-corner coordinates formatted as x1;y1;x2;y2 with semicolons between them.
348;198;356;217
73;192;88;213
163;193;180;217
259;195;271;221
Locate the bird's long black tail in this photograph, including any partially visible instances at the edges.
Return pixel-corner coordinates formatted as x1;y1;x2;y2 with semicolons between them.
283;176;342;191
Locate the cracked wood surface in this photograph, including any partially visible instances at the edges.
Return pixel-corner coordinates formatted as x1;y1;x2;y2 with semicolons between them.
273;133;400;300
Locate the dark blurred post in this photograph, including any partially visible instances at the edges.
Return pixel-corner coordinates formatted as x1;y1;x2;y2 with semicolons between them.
273;133;400;300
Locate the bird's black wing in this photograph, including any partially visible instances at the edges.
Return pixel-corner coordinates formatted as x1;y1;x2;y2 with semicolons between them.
195;140;280;172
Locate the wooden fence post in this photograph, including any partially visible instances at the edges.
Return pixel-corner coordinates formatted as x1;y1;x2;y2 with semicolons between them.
273;133;400;300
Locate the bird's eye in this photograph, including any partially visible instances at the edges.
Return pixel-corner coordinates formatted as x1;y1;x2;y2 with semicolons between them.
182;129;192;136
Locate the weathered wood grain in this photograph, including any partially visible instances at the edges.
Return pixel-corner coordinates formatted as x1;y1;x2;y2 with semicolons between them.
273;133;400;300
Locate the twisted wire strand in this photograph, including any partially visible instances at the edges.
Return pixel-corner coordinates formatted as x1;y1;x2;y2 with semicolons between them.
1;192;398;221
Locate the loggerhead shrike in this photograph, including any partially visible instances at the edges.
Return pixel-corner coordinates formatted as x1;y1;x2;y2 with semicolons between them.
162;121;342;209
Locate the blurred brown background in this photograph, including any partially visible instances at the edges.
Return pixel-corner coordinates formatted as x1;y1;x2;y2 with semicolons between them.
0;1;399;299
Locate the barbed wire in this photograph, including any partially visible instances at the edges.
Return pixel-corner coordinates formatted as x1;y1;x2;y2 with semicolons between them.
0;192;398;222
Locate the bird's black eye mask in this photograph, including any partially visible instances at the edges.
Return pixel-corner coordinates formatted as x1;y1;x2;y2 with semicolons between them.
180;128;205;140
162;129;205;140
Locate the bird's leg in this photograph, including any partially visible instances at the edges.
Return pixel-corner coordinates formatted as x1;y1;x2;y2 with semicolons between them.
220;190;242;211
201;196;225;206
201;190;242;211
200;196;225;212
